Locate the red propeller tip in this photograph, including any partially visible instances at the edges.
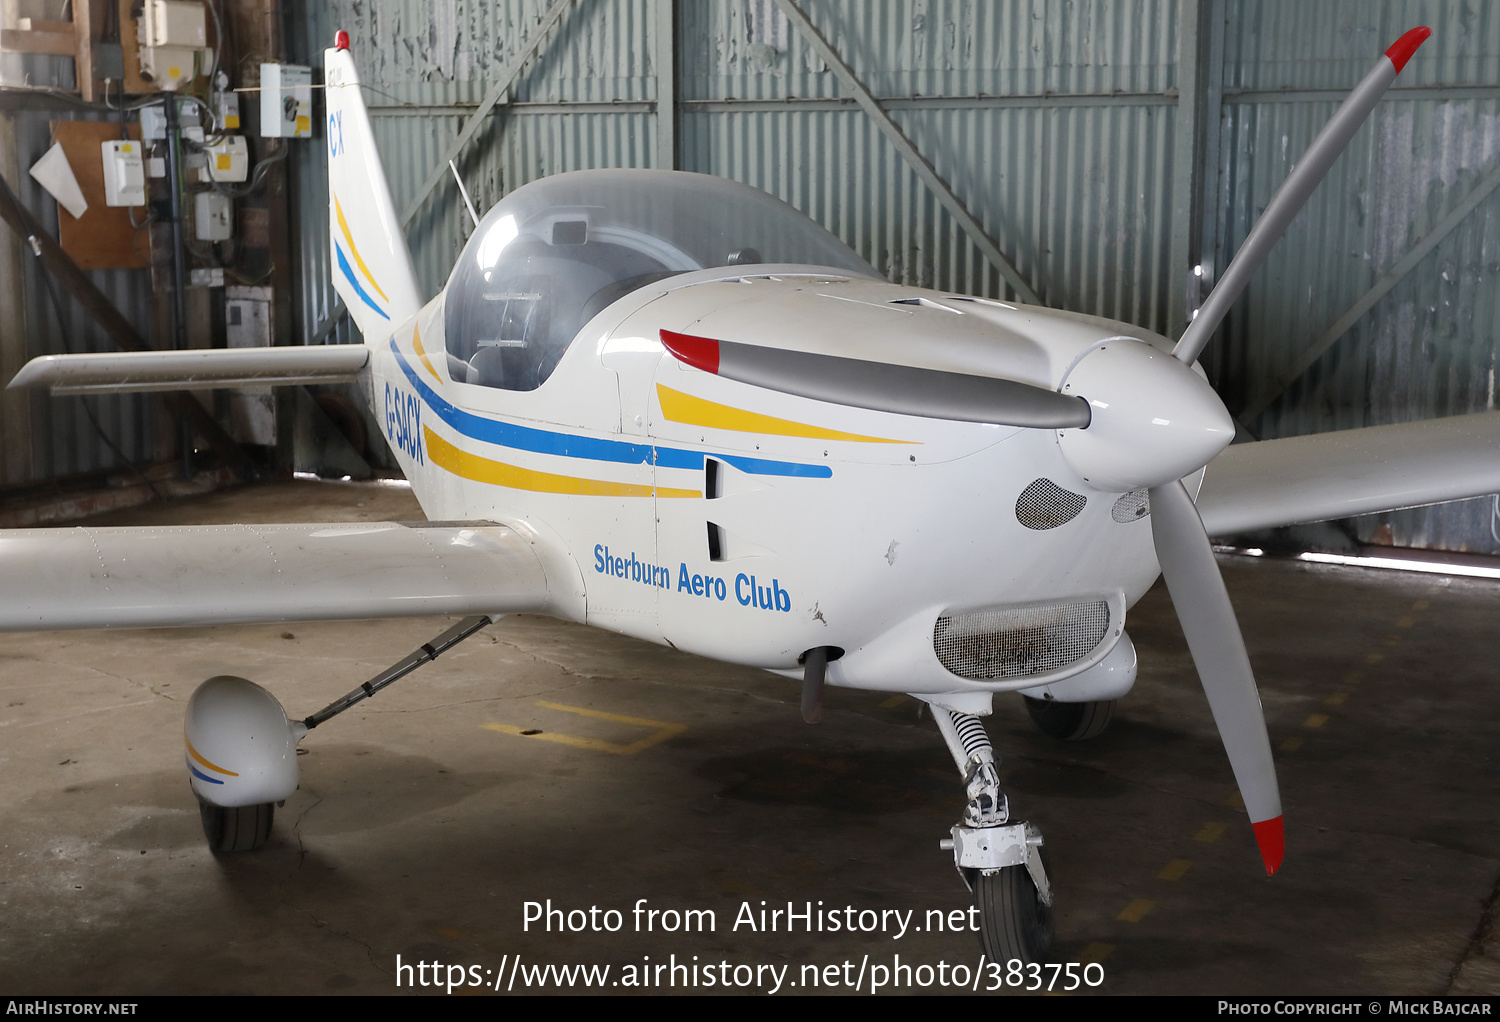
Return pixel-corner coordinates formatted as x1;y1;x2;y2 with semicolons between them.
1385;27;1431;74
660;329;721;375
1252;815;1285;875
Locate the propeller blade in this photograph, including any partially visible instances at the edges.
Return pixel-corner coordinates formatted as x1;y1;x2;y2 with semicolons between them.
1149;479;1283;875
1173;26;1431;366
659;329;1091;429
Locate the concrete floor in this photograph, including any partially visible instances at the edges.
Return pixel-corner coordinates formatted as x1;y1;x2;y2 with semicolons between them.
1;480;1497;995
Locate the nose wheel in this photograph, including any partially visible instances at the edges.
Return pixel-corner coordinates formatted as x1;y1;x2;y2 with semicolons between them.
198;799;275;853
973;860;1054;964
931;704;1054;964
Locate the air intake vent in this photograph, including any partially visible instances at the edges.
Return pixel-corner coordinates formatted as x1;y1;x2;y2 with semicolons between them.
934;600;1112;680
1111;490;1150;523
1015;478;1086;530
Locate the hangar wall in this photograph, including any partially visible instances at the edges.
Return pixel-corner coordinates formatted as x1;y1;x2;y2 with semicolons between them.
1;1;1496;554
0;54;160;486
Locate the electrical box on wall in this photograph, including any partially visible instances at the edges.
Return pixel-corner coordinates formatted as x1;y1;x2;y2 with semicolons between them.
100;140;146;206
137;1;207;91
259;63;312;138
139;99;199;141
213;89;240;131
194;191;232;241
225;285;276;446
204;135;248;182
142;0;206;47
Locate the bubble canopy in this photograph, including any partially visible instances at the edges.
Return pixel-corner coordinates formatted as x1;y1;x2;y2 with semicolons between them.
443;170;876;392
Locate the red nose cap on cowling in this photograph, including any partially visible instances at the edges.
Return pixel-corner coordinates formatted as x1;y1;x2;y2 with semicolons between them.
1384;26;1430;73
335;29;350;50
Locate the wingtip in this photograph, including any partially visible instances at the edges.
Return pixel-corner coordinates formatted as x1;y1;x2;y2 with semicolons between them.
1252;815;1285;875
335;29;350;50
1385;26;1431;74
660;329;721;375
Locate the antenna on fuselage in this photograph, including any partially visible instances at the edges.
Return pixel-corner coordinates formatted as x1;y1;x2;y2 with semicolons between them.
449;160;480;229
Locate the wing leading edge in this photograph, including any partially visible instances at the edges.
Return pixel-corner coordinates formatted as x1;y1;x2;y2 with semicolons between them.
0;522;554;630
1198;411;1500;537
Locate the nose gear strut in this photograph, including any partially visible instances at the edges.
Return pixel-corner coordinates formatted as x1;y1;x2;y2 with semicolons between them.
930;704;1054;964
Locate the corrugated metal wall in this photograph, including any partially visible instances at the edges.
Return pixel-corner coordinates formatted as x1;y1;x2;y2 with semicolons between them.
0;53;159;486
298;0;1183;332
1212;0;1500;551
2;0;1492;549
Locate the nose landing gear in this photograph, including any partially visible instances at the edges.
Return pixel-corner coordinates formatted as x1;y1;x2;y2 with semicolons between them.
931;705;1054;964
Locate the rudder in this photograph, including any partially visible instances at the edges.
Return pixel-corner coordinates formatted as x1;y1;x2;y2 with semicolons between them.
324;35;422;341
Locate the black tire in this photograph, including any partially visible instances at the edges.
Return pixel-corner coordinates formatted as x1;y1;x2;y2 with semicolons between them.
974;863;1054;965
199;801;274;852
1024;696;1116;741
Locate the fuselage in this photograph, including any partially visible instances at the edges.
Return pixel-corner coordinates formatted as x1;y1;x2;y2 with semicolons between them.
365;265;1173;700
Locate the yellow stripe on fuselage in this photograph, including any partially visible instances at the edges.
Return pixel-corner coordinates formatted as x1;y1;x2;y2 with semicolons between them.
412;325;442;384
334;195;390;302
424;426;701;498
656;384;915;444
186;737;239;777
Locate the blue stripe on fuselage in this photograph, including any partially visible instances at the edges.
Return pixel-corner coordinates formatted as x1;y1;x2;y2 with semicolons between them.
389;341;833;478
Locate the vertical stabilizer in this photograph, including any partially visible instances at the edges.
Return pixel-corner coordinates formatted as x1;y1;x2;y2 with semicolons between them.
324;36;422;341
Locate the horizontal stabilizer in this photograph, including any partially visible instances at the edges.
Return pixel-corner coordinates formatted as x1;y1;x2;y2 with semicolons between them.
0;521;551;630
8;346;369;394
1199;411;1500;536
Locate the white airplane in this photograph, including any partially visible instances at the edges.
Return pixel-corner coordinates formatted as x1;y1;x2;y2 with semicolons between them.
4;25;1494;965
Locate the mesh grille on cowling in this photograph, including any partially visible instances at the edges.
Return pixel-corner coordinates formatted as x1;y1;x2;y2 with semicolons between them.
1014;478;1087;530
934;600;1112;680
1111;490;1150;523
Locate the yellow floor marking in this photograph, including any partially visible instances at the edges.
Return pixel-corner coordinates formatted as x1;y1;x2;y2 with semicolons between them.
1412;600;1429;612
1194;821;1228;843
1365;652;1385;664
878;695;907;709
1323;691;1349;706
1279;736;1305;752
1223;791;1244;809
1080;942;1115;963
1156;859;1193;881
1116;898;1155;923
484;701;687;755
1394;616;1415;629
1341;670;1365;685
1303;713;1330;728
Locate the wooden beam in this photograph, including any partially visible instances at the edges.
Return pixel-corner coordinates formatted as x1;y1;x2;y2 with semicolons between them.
72;0;102;103
1;29;77;56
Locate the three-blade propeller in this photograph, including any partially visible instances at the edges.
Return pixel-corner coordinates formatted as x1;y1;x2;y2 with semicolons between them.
659;29;1430;876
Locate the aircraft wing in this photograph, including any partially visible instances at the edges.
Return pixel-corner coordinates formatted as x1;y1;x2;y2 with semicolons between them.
7;347;368;394
0;521;555;630
1197;411;1500;536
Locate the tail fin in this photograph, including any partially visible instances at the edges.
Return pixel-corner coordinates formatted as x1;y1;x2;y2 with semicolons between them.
323;35;422;341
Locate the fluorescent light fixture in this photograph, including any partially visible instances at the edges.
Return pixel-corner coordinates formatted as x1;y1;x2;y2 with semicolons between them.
1296;551;1500;580
1215;545;1500;579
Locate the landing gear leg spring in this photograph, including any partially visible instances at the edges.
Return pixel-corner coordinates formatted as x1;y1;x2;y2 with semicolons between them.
932;706;1054;965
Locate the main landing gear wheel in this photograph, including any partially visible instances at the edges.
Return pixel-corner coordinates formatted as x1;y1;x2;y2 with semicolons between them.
1024;696;1116;741
198;800;274;852
973;863;1054;966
